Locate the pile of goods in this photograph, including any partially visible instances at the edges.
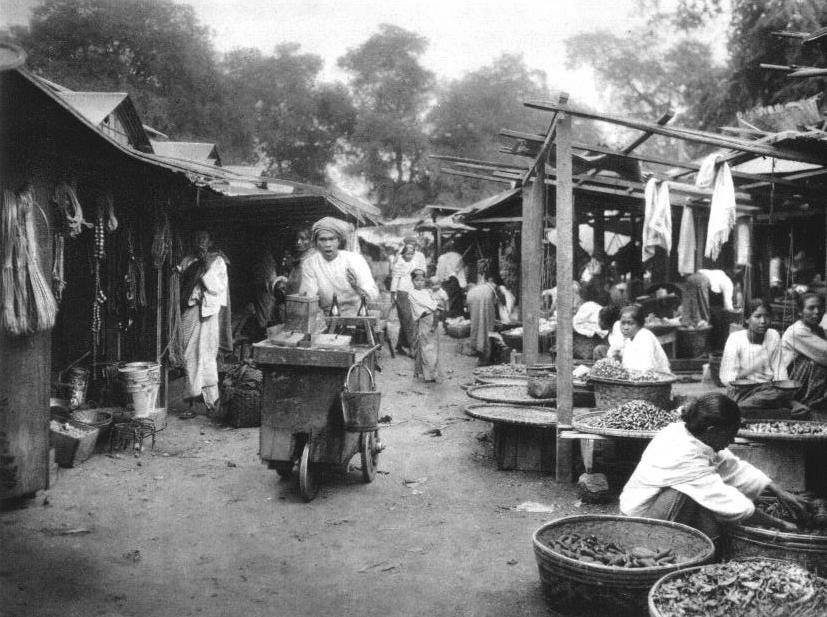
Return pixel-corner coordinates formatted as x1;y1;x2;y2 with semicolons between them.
750;496;827;535
502;318;555;337
742;421;827;436
221;361;264;428
589;400;679;432
476;364;527;377
49;419;91;439
588;358;666;383
651;559;827;617
645;314;681;328
549;533;679;568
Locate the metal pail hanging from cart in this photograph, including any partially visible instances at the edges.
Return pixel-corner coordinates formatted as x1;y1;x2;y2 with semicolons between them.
341;364;380;432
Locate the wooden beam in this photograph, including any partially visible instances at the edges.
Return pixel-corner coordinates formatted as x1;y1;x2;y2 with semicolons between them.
439;167;513;184
523;100;827;165
621;110;673;154
429;154;527;172
555;111;575;483
523;93;569;185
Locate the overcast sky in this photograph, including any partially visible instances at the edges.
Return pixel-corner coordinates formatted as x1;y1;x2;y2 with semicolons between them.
0;0;671;108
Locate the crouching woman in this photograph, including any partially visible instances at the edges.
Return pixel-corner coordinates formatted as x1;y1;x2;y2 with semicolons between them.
619;393;806;540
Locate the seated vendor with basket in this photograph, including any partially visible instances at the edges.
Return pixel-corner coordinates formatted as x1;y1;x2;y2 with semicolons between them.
620;392;807;540
719;299;806;417
607;304;671;374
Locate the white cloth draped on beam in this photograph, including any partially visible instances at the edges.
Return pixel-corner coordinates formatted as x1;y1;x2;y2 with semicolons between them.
697;153;736;261
642;178;672;261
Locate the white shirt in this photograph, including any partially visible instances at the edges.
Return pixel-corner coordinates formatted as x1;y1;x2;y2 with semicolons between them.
573;301;606;338
185;254;227;318
435;251;466;288
300;250;379;315
621;422;771;522
390;255;422;293
719;329;782;385
608;325;671;373
698;269;735;311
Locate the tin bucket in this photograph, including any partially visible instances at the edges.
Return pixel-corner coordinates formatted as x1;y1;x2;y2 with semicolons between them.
118;362;161;418
341;364;381;432
66;367;89;410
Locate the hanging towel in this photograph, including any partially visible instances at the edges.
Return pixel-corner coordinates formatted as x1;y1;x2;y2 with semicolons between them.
642;178;672;261
735;218;751;266
697;153;736;260
677;205;696;275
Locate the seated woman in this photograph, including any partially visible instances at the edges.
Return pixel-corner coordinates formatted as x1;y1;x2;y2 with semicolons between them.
780;292;827;412
620;393;806;540
607;304;671;374
719;299;794;412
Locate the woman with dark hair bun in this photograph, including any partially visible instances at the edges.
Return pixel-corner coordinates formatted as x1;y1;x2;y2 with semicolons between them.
606;304;671;373
719;298;799;413
780;292;827;413
620;392;807;539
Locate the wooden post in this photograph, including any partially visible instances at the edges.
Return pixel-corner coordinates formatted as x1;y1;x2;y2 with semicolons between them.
521;162;545;364
555;112;575;483
593;210;605;262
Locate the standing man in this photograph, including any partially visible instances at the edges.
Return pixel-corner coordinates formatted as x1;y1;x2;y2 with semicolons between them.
178;230;230;418
300;217;379;325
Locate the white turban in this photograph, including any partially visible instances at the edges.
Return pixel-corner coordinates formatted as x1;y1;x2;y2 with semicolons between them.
311;217;351;242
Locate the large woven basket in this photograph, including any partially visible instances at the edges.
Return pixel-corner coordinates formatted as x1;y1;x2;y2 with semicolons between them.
533;515;714;617
224;386;261;428
500;329;522;351
676;326;712;358
589;374;676;411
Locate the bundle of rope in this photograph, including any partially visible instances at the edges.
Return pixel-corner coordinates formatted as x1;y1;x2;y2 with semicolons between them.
1;186;58;335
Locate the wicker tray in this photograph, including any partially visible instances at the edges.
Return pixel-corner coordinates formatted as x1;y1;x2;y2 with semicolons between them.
473;364;527;379
737;420;827;442
465;384;555;406
464;404;557;426
475;376;529;386
572;411;661;439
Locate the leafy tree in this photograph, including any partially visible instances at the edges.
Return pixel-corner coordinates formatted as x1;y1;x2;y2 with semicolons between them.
8;0;252;161
222;44;356;183
338;24;435;217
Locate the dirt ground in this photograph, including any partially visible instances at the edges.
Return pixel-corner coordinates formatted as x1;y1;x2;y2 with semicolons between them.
1;341;616;617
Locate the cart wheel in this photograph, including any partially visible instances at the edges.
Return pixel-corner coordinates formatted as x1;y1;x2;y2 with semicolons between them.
360;431;378;483
274;462;293;480
298;443;318;502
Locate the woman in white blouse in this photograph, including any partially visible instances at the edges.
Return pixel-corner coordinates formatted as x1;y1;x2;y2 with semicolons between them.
719;299;796;412
607;304;671;374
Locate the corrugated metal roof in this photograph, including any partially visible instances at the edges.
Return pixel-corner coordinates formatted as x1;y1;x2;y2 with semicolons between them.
150;140;220;165
56;91;128;125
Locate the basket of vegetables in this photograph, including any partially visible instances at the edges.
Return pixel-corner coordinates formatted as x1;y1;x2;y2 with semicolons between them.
588;359;676;411
648;557;827;617
533;515;714;617
573;401;681;439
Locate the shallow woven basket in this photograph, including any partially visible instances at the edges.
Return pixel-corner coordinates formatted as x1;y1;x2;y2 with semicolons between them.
465;384;554;406
736;419;827;442
533;515;714;617
572;410;664;439
589;374;676;411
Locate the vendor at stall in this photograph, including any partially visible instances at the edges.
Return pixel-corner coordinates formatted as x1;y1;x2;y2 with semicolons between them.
285;226;316;295
780;292;827;413
299;217;379;326
177;230;231;418
607;304;671;373
620;392;807;539
573;282;607;338
719;299;801;413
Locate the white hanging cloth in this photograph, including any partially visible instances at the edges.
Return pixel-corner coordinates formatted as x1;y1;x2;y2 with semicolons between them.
677;205;696;275
642;178;672;261
696;153;736;260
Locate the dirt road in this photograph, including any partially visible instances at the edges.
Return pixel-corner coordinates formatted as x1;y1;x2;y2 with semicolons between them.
1;343;609;617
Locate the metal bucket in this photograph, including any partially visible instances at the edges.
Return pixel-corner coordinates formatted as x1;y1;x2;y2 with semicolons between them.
341;364;380;432
118;362;161;418
66;367;89;410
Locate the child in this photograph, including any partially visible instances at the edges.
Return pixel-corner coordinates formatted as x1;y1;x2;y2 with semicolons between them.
408;269;443;382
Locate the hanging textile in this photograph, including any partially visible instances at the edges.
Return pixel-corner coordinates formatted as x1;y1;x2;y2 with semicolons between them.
735;218;751;266
696;153;736;260
677;206;696;276
642;178;672;261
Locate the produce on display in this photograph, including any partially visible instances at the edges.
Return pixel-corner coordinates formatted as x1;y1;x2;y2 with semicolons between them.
588;358;668;382
651;559;827;617
749;496;827;535
547;532;679;568
742;421;827;436
502;317;555;336
645;314;681;328
588;400;679;432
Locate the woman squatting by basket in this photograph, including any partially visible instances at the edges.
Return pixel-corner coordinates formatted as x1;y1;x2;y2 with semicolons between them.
620;392;807;542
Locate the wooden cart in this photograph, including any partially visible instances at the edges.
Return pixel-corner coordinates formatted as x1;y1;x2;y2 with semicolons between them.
252;317;382;501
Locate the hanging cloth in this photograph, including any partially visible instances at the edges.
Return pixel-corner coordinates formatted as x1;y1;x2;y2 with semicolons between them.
642;178;672;261
735;218;751;266
677;206;696;276
696;153;736;261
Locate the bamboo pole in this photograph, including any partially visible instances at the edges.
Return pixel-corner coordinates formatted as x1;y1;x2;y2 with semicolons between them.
555;112;575;483
522;101;827;165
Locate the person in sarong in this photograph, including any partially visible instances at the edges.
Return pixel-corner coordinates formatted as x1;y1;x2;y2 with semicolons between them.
620;393;806;540
435;241;467;317
390;243;421;356
408;268;443;383
300;217;378;329
607;304;670;374
178;230;231;418
780;292;827;414
285;227;315;295
466;272;498;365
719;299;801;414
